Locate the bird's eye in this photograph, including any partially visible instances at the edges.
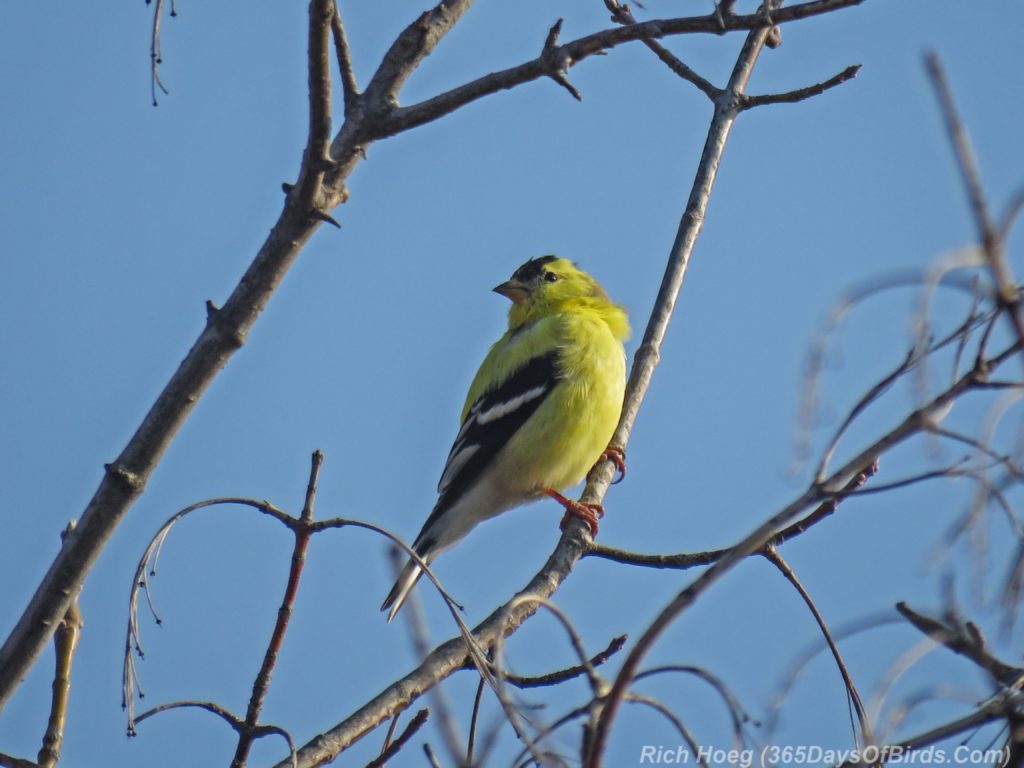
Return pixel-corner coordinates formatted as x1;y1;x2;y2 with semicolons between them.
543;271;559;283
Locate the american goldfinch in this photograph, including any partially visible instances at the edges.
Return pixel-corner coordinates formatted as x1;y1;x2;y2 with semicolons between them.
381;256;630;622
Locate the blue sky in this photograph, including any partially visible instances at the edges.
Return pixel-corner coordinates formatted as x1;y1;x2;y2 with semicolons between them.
2;1;1023;766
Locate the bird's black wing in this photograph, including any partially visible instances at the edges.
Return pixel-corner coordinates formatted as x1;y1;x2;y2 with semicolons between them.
414;351;560;546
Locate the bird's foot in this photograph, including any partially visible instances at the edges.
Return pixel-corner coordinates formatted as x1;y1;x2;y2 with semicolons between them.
543;487;604;536
601;444;627;484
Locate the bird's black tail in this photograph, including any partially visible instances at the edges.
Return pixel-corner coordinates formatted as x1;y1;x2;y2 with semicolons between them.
380;554;426;623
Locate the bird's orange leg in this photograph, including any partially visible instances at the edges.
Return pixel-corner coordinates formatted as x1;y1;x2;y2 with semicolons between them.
543;487;604;536
601;444;627;485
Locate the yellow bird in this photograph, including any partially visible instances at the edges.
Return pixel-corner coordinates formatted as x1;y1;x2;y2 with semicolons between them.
382;256;630;621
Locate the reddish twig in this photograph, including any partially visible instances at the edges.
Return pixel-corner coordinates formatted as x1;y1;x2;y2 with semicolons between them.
230;450;324;767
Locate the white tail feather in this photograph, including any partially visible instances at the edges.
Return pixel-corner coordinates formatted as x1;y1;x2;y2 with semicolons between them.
381;557;425;623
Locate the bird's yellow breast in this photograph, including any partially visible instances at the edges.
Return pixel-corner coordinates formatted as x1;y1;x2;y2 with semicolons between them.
502;305;627;494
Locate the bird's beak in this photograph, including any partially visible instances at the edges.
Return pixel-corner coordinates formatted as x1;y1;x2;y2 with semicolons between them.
493;278;529;304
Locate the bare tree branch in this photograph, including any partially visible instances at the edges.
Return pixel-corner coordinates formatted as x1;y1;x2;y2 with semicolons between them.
371;0;866;138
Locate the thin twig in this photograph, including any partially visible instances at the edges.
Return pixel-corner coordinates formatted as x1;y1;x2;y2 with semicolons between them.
329;0;359;111
541;19;582;101
293;0;339;230
925;52;1024;356
896;602;1024;688
999;185;1024;242
133;700;297;766
466;677;486;767
493;597;606;698
36;523;84;768
796;269;982;470
839;692;1017;767
135;699;245;730
626;694;707;768
604;0;719;99
123;496;292;730
764;613;904;738
230;452;324;767
586;460;877;570
391;546;465;764
494;634;627;689
148;0;171;106
364;709;430;768
0;753;38;768
422;743;443;768
762;547;872;747
739;64;861;109
634;666;752;748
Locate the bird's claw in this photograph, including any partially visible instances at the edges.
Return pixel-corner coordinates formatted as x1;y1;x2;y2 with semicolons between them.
601;444;627;485
544;487;603;536
559;501;603;537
